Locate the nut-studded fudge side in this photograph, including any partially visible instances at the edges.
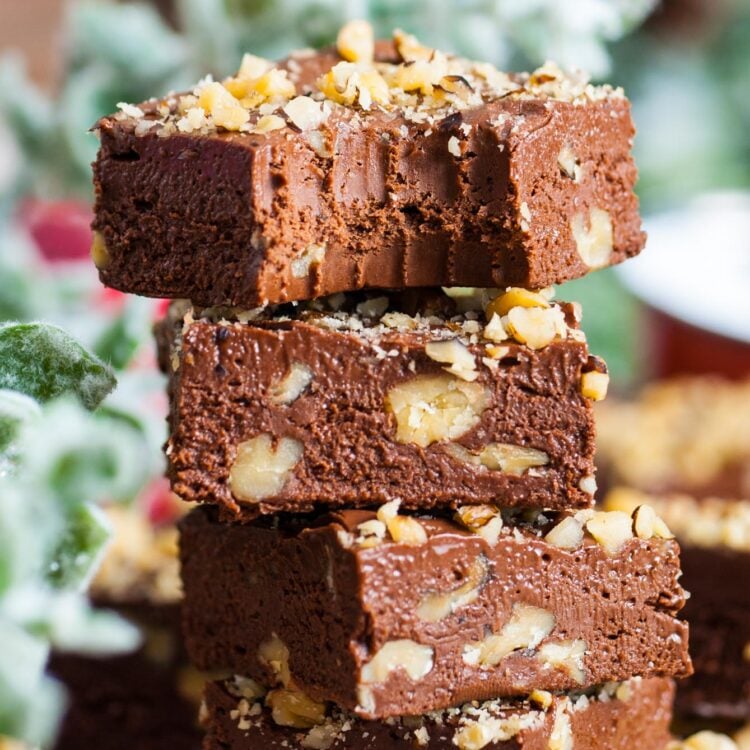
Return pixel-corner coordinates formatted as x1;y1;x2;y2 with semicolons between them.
180;504;690;719
200;675;675;750
92;27;644;308
164;294;604;518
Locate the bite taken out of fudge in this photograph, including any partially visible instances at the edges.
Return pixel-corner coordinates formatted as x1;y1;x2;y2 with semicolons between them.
180;502;691;720
201;675;675;750
158;288;608;519
93;23;644;308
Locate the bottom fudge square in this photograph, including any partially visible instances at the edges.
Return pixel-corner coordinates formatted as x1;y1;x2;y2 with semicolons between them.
180;504;691;719
201;676;675;750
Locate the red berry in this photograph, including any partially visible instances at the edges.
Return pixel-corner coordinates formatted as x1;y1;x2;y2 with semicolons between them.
20;199;93;263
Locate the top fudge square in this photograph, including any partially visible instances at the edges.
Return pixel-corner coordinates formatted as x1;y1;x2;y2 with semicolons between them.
92;24;644;307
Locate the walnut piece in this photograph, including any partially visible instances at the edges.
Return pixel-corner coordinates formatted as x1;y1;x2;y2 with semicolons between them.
269;362;313;405
504;306;568;350
376;500;427;546
359;640;434;712
537;639;587;684
670;732;739;750
336;19;375;63
447;442;549;476
283;96;328;131
424;339;478;382
585;511;634;554
572;207;613;269
455;505;504;546
632;503;674;541
385;374;491;448
417;555;488;622
485;287;550;319
548;702;573;750
544;516;584;550
557;145;582;182
91;231;110;270
463;604;555;668
258;634;291;687
229;434;303;503
267;688;326;729
581;370;610;401
291;243;326;278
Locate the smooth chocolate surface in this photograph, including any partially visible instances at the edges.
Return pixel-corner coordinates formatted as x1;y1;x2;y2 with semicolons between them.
180;506;690;719
93;45;643;307
163;297;600;518
675;544;750;721
201;676;675;750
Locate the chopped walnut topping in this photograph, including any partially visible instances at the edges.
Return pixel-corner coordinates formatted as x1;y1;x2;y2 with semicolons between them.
376;500;428;546
669;732;739;750
336;19;375;63
455;505;504;546
283;96;328;131
485;287;549;320
425;339;478;382
504;305;568;350
632;504;674;541
544;516;584;550
585;511;634;554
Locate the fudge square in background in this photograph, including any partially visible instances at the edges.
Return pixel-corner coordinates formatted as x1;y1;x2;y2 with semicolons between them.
201;675;675;750
160;288;608;520
180;503;690;719
607;487;750;722
92;29;644;308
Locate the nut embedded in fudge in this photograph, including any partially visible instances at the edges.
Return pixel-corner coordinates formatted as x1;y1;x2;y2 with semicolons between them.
92;24;644;308
607;488;750;722
180;503;690;719
200;674;675;749
160;289;605;519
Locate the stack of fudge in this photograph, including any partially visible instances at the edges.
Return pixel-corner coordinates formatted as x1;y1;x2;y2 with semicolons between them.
92;22;693;749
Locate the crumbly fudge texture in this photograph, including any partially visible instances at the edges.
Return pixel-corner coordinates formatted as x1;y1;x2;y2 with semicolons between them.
596;377;750;499
93;27;644;307
200;676;675;750
606;488;750;721
161;291;605;518
180;504;690;719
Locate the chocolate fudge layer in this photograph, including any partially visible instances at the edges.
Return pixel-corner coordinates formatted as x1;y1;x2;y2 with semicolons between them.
93;25;644;307
201;676;675;750
180;504;690;719
161;290;605;518
607;488;750;721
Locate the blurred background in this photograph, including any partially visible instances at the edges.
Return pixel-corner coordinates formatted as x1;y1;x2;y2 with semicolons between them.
0;1;747;747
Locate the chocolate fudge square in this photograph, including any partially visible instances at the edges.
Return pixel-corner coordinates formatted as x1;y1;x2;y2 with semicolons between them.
180;504;690;719
200;675;675;749
93;26;644;307
159;290;606;519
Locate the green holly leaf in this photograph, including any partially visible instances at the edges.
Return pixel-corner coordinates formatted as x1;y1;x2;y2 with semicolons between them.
47;503;110;590
93;297;153;371
0;322;116;410
0;390;40;454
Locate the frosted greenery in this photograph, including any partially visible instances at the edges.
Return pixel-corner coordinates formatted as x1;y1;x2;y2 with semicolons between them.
0;325;148;745
0;322;116;410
